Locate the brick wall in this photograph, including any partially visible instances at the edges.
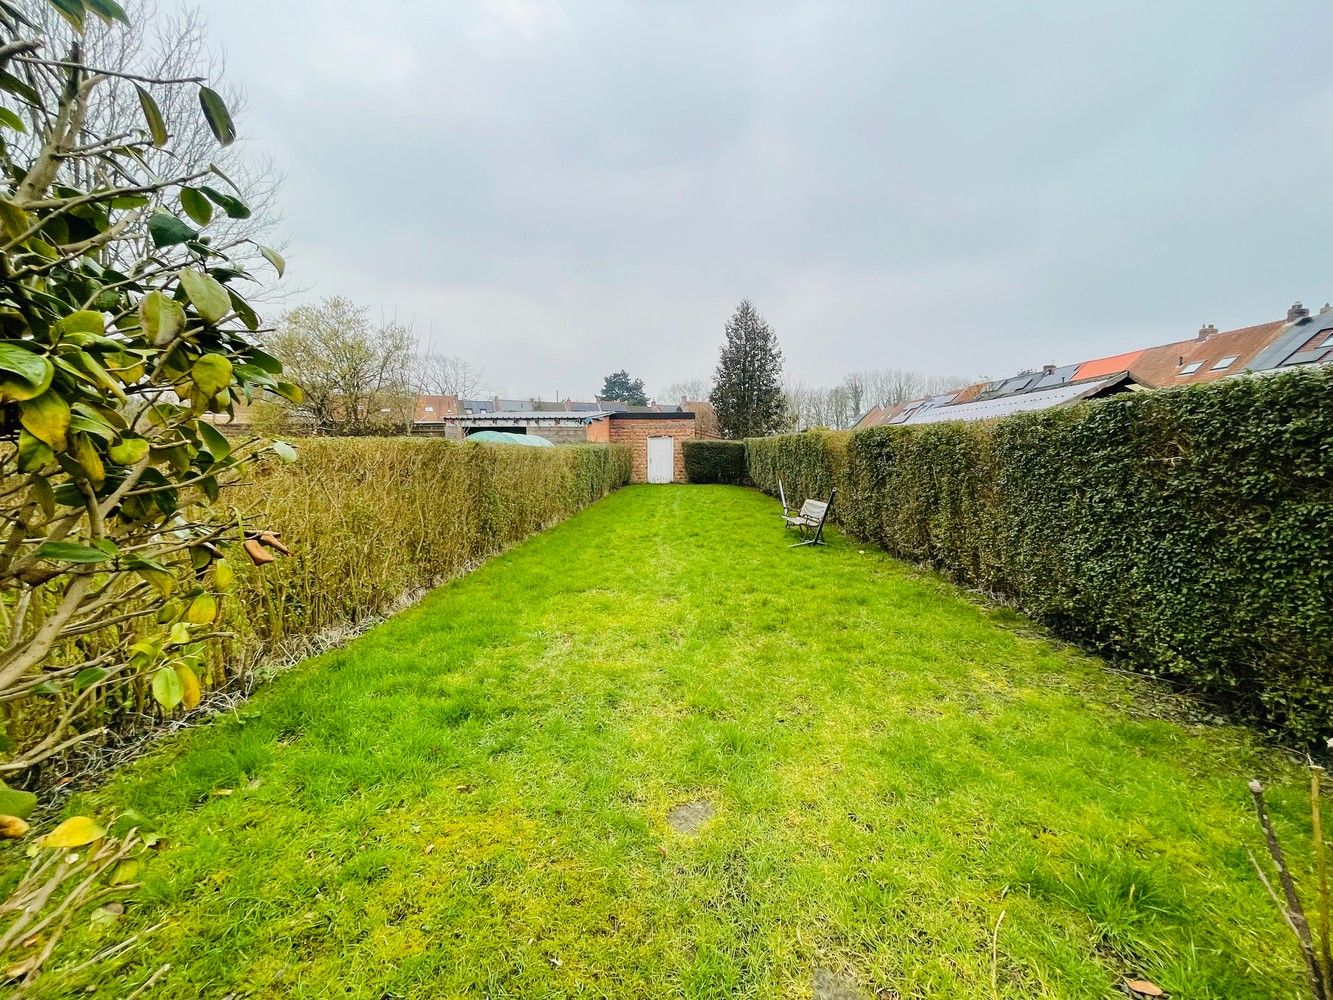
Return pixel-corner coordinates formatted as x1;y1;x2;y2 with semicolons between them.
585;418;610;443
608;416;696;483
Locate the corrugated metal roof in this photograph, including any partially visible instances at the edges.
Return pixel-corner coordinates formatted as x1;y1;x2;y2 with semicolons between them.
897;377;1117;425
434;410;609;423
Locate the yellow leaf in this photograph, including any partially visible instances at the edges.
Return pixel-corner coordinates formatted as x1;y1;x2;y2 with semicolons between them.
212;558;235;590
190;354;232;398
175;662;201;709
71;433;105;487
19;391;70;450
42;816;106;849
185;593;217;625
0;815;29;839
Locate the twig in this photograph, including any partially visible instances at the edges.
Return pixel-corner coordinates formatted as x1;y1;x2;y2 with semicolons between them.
11;56;204;86
125;962;171;999
990;908;1006;1000
1250;779;1328;1000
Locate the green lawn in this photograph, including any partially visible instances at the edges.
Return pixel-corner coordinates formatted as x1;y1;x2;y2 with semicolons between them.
33;486;1313;998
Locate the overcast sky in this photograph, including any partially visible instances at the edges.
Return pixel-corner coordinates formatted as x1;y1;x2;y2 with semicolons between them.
179;1;1333;398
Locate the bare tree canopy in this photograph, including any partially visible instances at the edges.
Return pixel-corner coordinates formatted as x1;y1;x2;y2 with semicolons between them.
414;353;491;399
783;369;974;430
660;378;711;404
264;297;416;436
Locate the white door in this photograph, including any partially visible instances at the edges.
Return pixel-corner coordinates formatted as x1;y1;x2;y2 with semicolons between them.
647;436;674;484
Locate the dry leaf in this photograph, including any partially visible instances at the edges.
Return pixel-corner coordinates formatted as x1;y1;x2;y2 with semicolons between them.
1125;980;1166;998
0;815;30;839
243;538;275;565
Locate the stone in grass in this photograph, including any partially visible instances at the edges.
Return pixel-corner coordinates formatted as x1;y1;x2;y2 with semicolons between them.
666;800;714;835
812;967;868;1000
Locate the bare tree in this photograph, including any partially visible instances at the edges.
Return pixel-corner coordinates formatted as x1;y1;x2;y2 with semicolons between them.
660;378;710;404
266;298;417;436
414;353;491;399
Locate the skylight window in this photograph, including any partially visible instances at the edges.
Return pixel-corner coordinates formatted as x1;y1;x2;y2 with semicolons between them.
1178;361;1203;375
1322;333;1333;349
1210;356;1238;371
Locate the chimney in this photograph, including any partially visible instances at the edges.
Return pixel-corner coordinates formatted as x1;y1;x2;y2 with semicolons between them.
1288;301;1310;322
1197;323;1217;341
1042;363;1057;376
1321;303;1332;315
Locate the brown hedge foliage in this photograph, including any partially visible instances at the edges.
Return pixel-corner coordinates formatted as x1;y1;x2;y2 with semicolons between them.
7;440;631;767
747;369;1333;744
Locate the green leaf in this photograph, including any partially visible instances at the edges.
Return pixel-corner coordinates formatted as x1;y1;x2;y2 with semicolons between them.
0;197;31;240
107;436;149;465
191;353;233;397
138;290;186;346
258;245;285;278
151;665;183;709
227;289;259;332
0;782;37;821
179;187;213;226
0;70;40;107
18;430;54;473
19;391;70;450
199;186;250;220
0;107;25;133
48;0;84;31
73;667;109;693
197;420;232;461
179;268;230;325
34;541;112;564
59;311;105;336
272;440;297;463
83;0;129;24
147;211;197;248
185;593;216;625
133;84;167;147
198;87;236;147
0;343;53;402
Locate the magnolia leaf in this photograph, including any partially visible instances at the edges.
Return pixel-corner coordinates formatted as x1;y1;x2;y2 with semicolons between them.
0;815;29;839
134;84;168;147
111;858;140;885
179;268;230;325
272;440;297;463
17;430;54;472
48;0;84;31
0;343;53;402
198;420;232;461
43;816;106;849
71;433;105;487
84;0;129;25
227;290;259;332
151;665;183;709
148;211;197;248
19;391;70;450
258;245;285;278
108;436;149;465
200;186;249;219
0;782;37;821
198;87;236;146
139;290;186;346
59;310;105;335
185;593;217;625
29;475;55;517
0;197;30;241
134;567;174;598
168;621;191;646
179;186;213;226
191;353;233;397
34;541;113;564
213;558;235;590
0;107;26;133
175;662;202;709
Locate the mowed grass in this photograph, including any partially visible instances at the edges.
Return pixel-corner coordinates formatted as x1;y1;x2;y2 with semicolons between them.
32;486;1314;998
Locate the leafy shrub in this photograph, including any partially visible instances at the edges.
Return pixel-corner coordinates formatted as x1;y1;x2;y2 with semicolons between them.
4;440;631;766
682;440;747;484
746;368;1333;744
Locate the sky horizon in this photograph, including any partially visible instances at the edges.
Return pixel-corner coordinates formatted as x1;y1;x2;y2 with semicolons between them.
179;1;1333;398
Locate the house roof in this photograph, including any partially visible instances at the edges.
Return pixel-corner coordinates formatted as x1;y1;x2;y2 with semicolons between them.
894;375;1130;426
1129;321;1289;387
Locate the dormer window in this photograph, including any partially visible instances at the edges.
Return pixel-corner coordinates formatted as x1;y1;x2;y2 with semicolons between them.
1210;356;1238;371
1178;361;1203;375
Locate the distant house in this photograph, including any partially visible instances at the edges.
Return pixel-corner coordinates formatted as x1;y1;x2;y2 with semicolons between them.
857;300;1333;429
412;395;698;484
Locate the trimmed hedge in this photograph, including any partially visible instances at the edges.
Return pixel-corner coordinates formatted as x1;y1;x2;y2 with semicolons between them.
747;368;1333;744
8;440;631;763
682;440;748;484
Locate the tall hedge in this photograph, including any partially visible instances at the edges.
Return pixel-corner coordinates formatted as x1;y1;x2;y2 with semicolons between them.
747;368;1333;744
682;440;748;484
7;441;631;764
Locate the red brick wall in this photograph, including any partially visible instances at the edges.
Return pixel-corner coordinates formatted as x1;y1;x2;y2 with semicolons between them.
608;417;695;483
585;418;610;443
